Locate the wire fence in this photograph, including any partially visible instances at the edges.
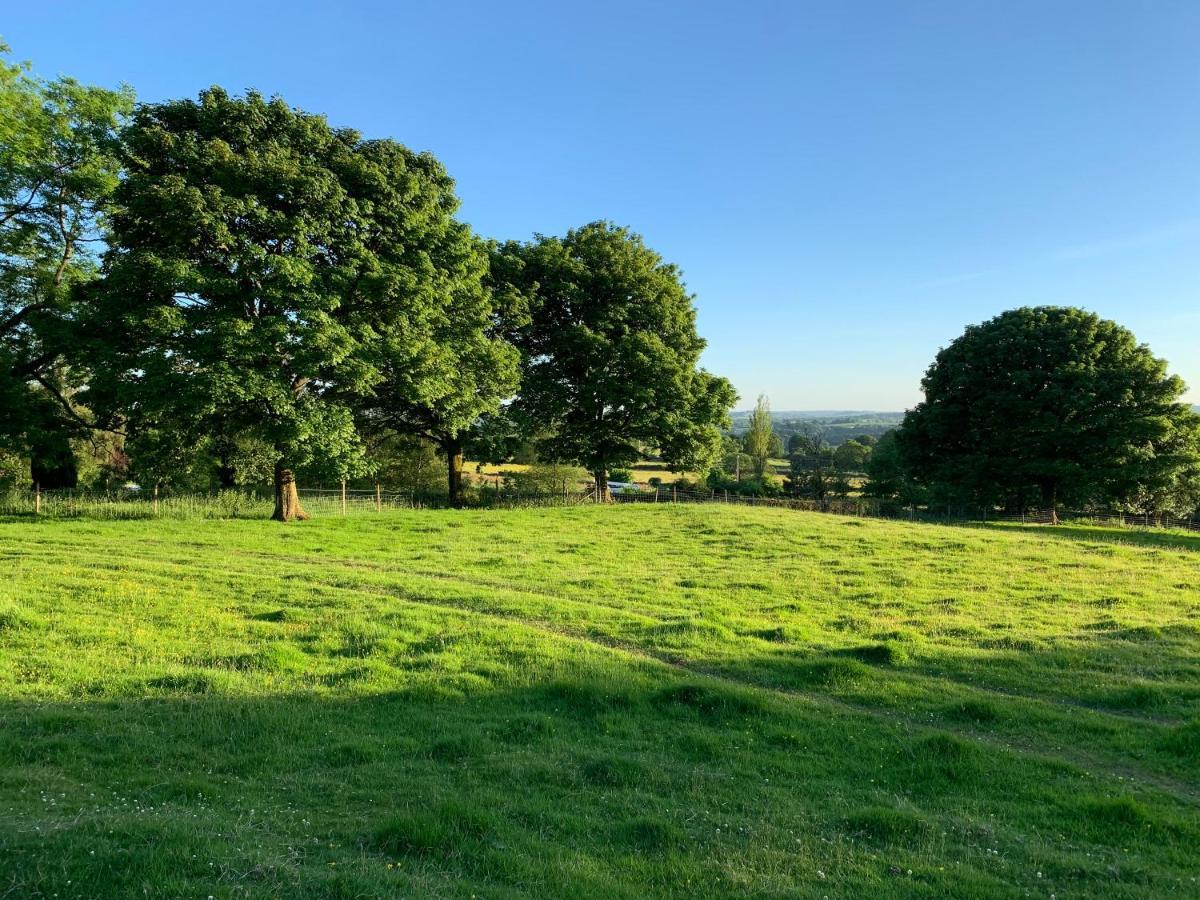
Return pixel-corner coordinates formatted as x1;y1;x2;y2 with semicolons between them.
3;482;1198;534
0;484;597;520
611;485;1200;532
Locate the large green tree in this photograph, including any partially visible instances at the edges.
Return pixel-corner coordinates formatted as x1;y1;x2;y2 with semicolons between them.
895;307;1200;520
496;222;735;499
359;231;520;506
0;44;132;486
87;88;467;520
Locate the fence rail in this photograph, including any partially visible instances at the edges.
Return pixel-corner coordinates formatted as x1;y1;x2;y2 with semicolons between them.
3;483;1198;534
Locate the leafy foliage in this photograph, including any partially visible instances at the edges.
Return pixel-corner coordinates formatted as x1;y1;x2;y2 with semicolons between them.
894;307;1200;512
496;222;736;492
742;394;774;478
0;44;133;482
84;89;495;513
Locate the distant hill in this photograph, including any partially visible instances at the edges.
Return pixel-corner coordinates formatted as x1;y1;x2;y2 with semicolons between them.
729;410;905;445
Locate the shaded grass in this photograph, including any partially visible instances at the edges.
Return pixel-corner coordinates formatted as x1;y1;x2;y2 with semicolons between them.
1;505;1198;897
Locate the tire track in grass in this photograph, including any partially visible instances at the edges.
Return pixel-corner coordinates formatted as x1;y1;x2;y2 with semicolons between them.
61;540;1197;734
301;571;1200;809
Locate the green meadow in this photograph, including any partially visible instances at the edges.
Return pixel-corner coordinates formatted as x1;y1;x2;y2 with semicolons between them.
1;506;1197;898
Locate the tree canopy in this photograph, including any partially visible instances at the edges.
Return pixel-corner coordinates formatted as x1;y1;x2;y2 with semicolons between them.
894;306;1200;516
495;222;735;498
85;88;482;518
358;229;520;506
0;45;132;486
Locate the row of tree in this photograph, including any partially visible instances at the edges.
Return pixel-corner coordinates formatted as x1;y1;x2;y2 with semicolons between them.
5;47;1195;523
702;394;877;499
0;47;736;519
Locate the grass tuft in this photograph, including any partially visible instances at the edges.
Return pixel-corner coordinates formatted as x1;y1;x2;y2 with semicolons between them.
652;682;764;719
1159;718;1200;757
371;801;491;856
616;817;684;851
843;805;933;842
942;699;1003;724
0;601;37;632
846;642;909;665
580;754;645;787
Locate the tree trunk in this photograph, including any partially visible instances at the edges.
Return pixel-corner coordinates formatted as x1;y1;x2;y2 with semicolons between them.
30;432;78;489
216;454;236;489
593;468;610;503
272;461;310;522
444;435;464;508
1040;481;1059;525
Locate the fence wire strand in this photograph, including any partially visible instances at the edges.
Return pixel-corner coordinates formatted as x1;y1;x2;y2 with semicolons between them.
2;484;1197;533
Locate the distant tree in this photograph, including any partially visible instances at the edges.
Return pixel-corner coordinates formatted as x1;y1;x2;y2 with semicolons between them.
86;89;462;520
361;433;444;497
787;463;849;511
743;395;774;478
862;430;923;505
833;438;871;472
788;422;828;453
496;222;736;500
788;443;835;473
0;45;133;486
716;433;752;480
767;430;785;459
896;307;1200;521
505;460;588;495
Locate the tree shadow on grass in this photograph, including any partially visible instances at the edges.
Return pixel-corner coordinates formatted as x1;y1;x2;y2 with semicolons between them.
703;627;1200;788
1;664;1198;898
977;521;1200;552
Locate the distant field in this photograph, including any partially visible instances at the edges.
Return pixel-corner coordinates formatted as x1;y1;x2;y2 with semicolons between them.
468;460;700;485
1;507;1198;897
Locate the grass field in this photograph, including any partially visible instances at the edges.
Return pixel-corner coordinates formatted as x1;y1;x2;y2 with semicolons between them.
1;506;1198;897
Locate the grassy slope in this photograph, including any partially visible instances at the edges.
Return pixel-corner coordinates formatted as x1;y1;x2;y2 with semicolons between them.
0;506;1197;898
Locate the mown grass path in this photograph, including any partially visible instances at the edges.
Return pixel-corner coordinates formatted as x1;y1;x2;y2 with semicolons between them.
1;506;1197;897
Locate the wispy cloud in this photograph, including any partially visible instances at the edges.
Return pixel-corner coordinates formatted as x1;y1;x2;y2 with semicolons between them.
914;219;1200;290
1052;219;1200;262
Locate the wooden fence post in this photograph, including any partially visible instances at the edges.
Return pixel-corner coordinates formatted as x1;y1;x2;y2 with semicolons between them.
341;479;347;516
153;483;159;516
34;482;40;515
375;482;382;513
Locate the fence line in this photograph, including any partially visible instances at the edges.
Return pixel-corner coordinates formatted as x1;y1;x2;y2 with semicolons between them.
2;483;1197;534
611;485;1200;533
0;485;597;520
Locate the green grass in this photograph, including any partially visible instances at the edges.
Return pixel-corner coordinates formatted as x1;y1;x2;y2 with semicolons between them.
1;506;1198;897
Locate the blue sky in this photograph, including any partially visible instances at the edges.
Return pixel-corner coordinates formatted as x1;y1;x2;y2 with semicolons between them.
5;1;1197;410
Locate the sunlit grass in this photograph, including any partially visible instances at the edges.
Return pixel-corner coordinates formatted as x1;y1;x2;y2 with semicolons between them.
1;506;1197;897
